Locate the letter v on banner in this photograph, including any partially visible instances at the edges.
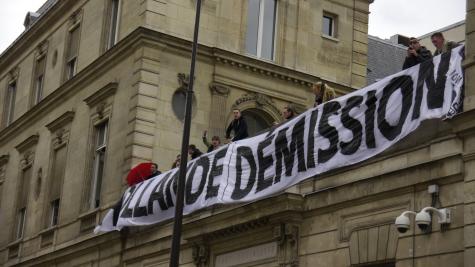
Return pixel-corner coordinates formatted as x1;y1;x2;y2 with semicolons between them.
94;46;465;233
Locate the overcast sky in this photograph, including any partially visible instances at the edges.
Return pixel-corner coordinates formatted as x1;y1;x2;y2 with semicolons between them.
0;0;468;54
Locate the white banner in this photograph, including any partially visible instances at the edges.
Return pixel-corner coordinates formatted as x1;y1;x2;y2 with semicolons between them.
95;46;465;233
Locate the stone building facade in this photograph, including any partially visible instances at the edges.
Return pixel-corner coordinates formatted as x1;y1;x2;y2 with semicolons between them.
0;0;474;267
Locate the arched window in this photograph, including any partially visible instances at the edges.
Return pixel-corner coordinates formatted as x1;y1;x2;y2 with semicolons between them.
241;108;274;137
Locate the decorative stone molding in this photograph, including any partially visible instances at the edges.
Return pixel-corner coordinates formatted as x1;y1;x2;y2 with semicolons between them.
348;224;398;265
274;223;300;267
84;82;118;107
209;82;230;96
0;154;9;166
205;218;269;240
214;56;314;88
20;151;35;169
339;201;411;242
15;134;39;153
231;92;282;123
69;9;82;28
192;243;209;267
8;67;20;81
36;40;49;57
46;111;74;132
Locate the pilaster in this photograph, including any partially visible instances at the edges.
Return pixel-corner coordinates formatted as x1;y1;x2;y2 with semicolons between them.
208;82;230;139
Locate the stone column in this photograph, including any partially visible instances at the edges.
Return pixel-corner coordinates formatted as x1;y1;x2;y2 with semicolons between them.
463;2;475;266
209;82;230;139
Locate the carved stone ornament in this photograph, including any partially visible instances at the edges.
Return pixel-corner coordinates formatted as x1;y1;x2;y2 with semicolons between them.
96;102;106;119
8;67;20;81
192;243;209;267
36;40;49;56
233;92;274;108
21;151;35;168
232;92;282;119
274;223;300;267
177;73;190;90
209;82;230;96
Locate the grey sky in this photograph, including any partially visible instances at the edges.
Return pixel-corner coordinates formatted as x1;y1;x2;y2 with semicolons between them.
0;0;468;54
369;0;466;39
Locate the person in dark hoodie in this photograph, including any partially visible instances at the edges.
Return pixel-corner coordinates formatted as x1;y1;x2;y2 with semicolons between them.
402;37;432;70
225;109;249;142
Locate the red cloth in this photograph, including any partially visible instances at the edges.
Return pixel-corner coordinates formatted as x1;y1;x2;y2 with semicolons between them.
127;163;153;186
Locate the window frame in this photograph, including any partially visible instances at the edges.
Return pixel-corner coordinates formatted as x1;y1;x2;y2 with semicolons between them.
322;12;338;39
3;80;17;127
245;0;278;61
106;0;121;49
64;22;81;81
89;120;109;209
31;55;47;106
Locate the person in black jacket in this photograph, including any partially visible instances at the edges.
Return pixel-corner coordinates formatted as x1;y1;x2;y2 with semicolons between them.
202;130;221;153
403;37;432;70
225;109;249;142
188;144;203;159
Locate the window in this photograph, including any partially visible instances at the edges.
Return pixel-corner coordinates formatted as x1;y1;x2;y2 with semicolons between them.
15;166;32;240
65;26;80;80
32;56;46;105
90;121;108;209
16;208;26;240
50;199;60;226
45;145;67;227
106;0;121;49
245;0;277;60
3;81;16;127
322;13;337;38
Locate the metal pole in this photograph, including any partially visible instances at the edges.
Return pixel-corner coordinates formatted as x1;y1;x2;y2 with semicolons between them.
169;0;202;266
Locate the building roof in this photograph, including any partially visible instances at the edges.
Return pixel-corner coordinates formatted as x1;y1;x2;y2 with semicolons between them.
418;19;466;39
366;35;407;85
1;0;58;58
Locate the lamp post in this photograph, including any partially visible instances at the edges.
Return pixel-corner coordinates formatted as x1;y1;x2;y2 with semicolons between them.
169;0;202;266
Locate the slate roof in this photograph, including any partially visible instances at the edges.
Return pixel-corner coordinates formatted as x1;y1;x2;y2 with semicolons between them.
366;35;407;86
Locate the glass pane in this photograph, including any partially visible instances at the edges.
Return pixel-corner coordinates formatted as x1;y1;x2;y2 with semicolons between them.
96;122;108;148
67;26;80;60
50;199;60;226
16;208;26;239
260;0;276;60
323;16;332;36
94;153;105;207
108;0;120;48
35;75;44;104
246;0;260;55
6;82;16;125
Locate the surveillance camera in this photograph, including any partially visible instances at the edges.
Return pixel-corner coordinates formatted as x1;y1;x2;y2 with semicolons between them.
415;207;451;232
415;209;432;231
395;211;416;234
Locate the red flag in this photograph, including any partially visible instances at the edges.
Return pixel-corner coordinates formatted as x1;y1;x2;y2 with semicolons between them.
126;162;153;186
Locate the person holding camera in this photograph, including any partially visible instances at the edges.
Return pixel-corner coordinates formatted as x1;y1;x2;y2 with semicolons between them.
402;37;432;70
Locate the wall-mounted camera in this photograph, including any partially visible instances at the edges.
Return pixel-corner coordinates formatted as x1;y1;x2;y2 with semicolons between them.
395;207;451;234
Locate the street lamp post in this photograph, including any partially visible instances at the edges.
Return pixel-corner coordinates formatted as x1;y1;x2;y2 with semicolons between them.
169;0;202;266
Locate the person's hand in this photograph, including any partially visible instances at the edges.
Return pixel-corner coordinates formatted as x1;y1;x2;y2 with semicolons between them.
408;48;417;57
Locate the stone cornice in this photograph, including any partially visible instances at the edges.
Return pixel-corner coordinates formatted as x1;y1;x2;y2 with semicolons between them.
83;82;118;107
183;193;304;240
0;27;349;145
15;134;39;153
45;111;75;132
